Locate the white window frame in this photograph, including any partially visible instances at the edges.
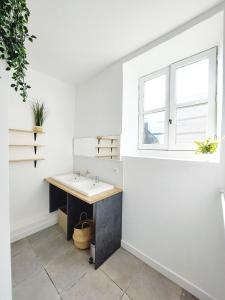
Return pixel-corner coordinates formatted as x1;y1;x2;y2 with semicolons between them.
138;67;170;150
138;47;217;151
169;47;217;150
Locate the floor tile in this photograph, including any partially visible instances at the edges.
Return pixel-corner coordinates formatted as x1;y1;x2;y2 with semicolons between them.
28;225;63;248
100;248;143;291
30;232;74;266
12;244;42;286
181;289;199;300
121;294;131;300
62;269;123;300
13;270;59;300
11;238;31;257
11;225;191;300
126;264;182;300
46;247;91;293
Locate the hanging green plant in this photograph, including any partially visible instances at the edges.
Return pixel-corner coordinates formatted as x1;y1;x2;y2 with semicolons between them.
0;0;36;102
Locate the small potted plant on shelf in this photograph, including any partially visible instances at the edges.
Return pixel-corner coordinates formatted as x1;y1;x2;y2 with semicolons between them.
194;138;218;156
32;100;47;133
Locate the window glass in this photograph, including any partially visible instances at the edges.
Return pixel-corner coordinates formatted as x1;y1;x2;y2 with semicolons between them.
176;59;209;104
176;104;208;144
144;75;166;111
143;112;165;144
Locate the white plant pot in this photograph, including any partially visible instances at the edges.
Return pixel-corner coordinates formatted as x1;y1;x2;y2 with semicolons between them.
33;125;43;133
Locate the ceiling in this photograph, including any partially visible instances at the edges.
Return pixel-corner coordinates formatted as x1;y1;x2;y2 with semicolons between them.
27;0;223;85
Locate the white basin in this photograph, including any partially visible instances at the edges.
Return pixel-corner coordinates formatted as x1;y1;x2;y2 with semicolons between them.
52;173;114;196
53;173;86;183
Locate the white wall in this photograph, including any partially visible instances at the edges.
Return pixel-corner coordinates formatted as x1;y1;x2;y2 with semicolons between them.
0;64;12;300
121;13;225;300
75;9;225;300
122;156;225;300
122;13;223;159
74;63;123;186
75;63;122;138
9;68;75;241
74;156;123;187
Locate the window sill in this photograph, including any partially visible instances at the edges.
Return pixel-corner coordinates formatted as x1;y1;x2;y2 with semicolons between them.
122;150;220;163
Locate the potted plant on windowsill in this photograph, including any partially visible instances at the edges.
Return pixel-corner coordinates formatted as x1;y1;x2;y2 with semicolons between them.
32;100;47;133
194;138;218;160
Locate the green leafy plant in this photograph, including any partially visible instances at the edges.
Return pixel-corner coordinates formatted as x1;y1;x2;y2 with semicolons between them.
0;0;37;102
194;138;218;154
32;101;47;127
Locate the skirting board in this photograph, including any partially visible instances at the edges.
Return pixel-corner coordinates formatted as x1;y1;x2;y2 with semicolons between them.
11;212;58;243
121;240;218;300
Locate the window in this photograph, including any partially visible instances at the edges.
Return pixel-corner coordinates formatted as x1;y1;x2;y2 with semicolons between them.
138;47;217;150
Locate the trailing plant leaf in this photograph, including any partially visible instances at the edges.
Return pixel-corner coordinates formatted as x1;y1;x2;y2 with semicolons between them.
194;138;218;154
32;100;47;126
0;0;37;102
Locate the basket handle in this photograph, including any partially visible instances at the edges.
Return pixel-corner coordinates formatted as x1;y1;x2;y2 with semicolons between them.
81;221;90;229
80;212;88;221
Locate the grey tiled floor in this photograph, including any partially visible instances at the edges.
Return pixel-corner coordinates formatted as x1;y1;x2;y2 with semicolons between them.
11;225;199;300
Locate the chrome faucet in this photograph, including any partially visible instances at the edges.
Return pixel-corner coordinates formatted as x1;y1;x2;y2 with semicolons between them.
85;170;91;178
94;176;100;184
92;175;100;186
74;171;81;180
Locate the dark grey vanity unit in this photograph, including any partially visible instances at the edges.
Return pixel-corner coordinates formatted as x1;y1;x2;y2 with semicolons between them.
46;177;123;269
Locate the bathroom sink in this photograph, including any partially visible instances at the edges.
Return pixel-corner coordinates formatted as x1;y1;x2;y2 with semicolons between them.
52;173;86;183
68;180;114;196
52;173;114;196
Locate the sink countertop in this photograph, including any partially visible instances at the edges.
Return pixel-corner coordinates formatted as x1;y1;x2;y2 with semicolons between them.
45;177;123;204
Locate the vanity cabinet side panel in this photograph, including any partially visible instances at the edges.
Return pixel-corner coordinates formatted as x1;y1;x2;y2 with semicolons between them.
49;184;67;213
94;192;122;269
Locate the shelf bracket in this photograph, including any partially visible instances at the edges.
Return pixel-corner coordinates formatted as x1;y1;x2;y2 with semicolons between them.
34;132;37;141
97;137;101;144
34;160;37;168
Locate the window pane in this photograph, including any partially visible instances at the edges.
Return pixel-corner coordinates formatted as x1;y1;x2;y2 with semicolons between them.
176;59;209;104
176;104;208;144
176;133;206;144
144;74;166;111
143;112;165;144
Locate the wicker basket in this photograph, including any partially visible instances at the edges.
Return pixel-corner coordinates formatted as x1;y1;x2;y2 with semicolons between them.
58;207;67;234
73;221;92;249
73;212;92;250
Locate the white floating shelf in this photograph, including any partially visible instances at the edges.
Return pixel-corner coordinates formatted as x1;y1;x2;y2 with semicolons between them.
96;146;118;148
9;144;45;147
96;155;118;158
9;158;45;162
9;128;45;134
96;136;118;141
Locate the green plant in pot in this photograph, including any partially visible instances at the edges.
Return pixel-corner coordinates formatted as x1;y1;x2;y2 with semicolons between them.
194;138;218;155
32;101;47;133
